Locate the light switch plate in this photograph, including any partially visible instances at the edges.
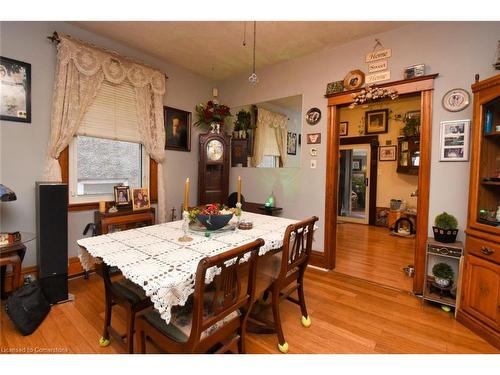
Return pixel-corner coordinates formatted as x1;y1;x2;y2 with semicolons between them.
310;159;317;169
310;147;318;156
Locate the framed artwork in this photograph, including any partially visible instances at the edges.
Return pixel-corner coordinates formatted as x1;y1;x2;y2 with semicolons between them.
365;109;388;134
306;108;321;125
306;133;321;144
339;121;348;136
343;69;365;90
114;186;130;206
379;145;397;161
325;80;344;96
0;56;31;123
132;188;150;211
403;63;425;80
287;132;297;155
439;119;470;162
352;158;362;171
164;106;191;151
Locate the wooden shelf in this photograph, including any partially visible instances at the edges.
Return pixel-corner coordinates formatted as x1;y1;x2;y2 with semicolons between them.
484;130;500;138
481;180;500;186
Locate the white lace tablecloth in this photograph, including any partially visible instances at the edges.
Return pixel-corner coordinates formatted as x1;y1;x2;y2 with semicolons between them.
77;212;299;324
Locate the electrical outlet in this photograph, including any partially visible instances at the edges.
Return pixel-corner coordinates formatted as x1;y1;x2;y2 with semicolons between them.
310;159;317;169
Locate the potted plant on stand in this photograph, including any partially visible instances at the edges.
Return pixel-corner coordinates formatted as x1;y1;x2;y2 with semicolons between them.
234;109;251;139
194;100;232;133
433;212;459;243
432;262;454;288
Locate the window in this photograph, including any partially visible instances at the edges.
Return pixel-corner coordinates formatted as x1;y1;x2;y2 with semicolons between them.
257;155;279;168
67;80;149;204
69;136;149;204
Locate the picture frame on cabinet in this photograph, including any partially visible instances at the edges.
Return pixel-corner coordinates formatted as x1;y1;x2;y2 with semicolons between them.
339;121;348;136
439;119;470;162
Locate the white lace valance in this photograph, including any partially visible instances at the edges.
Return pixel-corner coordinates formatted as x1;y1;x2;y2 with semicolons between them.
58;36;166;95
257;107;288;129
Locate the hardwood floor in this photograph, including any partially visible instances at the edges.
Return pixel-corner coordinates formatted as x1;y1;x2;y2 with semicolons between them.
1;270;497;354
336;222;415;292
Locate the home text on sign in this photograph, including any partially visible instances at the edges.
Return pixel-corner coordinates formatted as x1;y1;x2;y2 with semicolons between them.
365;48;392;63
366;71;391;84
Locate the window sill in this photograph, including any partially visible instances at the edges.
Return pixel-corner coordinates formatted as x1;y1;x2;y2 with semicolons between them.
68;200;158;212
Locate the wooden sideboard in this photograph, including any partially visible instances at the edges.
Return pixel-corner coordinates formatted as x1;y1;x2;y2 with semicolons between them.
94;208;156;235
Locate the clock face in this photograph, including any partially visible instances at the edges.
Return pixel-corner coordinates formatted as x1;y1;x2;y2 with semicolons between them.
206;139;223;161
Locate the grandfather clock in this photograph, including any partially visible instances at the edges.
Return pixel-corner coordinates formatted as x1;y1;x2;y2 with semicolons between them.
198;132;231;205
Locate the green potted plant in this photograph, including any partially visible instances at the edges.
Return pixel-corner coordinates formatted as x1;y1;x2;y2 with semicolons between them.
402;116;420;136
234;109;251;139
432;262;454;287
433;212;459;243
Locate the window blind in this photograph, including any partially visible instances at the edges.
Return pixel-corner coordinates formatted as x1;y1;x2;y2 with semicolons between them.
78;80;140;143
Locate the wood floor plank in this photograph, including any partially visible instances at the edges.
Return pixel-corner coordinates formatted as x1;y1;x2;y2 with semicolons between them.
0;268;497;354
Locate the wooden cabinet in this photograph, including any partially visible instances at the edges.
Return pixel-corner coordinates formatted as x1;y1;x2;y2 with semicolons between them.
198;132;231;205
94;208;155;234
457;74;500;349
397;135;420;174
231;139;248;167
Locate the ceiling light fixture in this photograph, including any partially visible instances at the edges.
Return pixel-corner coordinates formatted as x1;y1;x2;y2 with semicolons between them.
248;21;258;86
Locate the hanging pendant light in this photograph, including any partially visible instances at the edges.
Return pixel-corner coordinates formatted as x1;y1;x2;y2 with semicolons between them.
248;21;259;85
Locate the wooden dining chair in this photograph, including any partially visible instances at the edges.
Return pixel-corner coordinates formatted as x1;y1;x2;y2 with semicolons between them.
266;216;318;353
97;262;153;353
135;238;264;354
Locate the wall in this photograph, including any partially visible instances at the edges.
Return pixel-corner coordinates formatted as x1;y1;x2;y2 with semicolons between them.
219;21;500;249
0;21;214;266
339;95;420;209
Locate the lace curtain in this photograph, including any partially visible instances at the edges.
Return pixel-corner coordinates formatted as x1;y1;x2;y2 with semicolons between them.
43;35;167;222
251;107;288;167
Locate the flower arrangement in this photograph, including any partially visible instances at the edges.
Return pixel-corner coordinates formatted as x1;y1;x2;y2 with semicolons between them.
188;203;235;222
349;85;398;109
194;100;232;130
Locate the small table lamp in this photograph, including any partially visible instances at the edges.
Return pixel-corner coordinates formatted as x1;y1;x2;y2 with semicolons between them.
0;184;17;202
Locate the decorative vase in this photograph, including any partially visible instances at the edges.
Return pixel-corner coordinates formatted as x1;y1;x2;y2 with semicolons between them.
484;110;493;134
434;277;450;288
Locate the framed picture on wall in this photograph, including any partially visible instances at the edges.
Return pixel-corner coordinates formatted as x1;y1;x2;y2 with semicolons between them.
0;56;31;123
439;119;470;162
352;158;362;171
379;145;397;161
287;132;297;155
306;133;321;144
339;121;348;136
365;109;388;134
164;106;191;151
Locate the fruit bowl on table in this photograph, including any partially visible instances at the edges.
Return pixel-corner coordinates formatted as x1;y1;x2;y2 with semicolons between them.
196;213;233;231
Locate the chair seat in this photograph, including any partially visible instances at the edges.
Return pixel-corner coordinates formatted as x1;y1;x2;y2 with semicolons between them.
112;279;148;305
142;294;240;344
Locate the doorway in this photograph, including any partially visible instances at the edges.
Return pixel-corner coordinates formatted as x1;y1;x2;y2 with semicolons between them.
338;144;373;224
320;74;438;294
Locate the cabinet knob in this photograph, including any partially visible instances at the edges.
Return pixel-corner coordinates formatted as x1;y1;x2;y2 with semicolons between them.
480;246;495;256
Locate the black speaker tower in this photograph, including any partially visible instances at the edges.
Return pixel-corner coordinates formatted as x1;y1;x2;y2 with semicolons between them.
35;182;68;304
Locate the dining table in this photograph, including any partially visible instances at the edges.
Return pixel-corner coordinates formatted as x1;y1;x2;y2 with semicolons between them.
77;211;301;326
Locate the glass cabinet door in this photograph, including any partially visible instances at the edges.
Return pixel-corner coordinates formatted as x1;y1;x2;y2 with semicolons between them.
476;96;500;229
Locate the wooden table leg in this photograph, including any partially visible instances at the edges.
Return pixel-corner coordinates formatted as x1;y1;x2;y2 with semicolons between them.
0;253;22;293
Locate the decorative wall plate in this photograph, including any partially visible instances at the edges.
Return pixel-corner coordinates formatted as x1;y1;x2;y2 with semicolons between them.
343;69;365;90
442;88;470;112
306;107;321;125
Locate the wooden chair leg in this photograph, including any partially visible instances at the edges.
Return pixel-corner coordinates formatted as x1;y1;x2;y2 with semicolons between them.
100;291;112;347
127;309;135;354
135;319;146;354
297;278;311;327
271;289;288;353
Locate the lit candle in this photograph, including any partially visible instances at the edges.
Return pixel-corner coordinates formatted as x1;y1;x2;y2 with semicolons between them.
237;176;241;204
184;178;190;211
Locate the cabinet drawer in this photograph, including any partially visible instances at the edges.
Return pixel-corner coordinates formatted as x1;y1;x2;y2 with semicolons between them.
466;236;500;264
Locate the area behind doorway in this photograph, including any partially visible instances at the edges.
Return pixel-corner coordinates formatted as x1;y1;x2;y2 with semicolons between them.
334;95;420;292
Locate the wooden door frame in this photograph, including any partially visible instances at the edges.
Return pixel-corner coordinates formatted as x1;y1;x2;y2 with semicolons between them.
339;136;379;225
318;74;438;295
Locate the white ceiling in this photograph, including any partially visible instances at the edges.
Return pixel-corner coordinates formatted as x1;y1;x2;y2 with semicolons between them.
71;21;408;81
